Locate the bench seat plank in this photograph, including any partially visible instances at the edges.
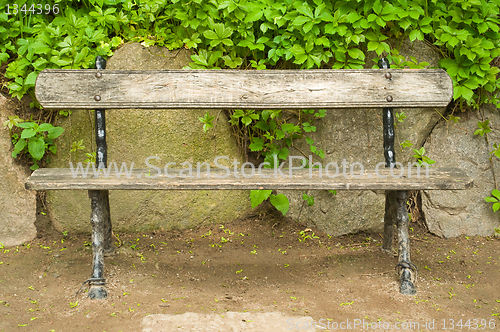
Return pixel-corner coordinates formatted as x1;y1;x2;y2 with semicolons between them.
35;69;453;109
26;167;472;191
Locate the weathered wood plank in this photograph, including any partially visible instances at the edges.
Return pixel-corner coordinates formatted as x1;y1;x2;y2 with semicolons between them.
26;167;472;191
35;69;453;109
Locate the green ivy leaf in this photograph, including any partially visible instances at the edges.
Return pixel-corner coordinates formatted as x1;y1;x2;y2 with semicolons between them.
347;48;365;60
249;137;264;151
278;147;289;160
28;137;45;160
302;122;316;133
222;55;242;68
281;123;298;133
400;140;413;149
269;194;289;216
474;120;491;137
2;115;23;130
12;138;27;158
16;122;34;129
39;123;54;131
493;202;500;212
254;121;269;131
245;9;264;22
454;85;474;101
24;72;38;87
0;53;9;65
492;189;500;201
448;115;460;123
47;127;64;139
303;193;315;206
250;190;272;209
203;30;217;40
373;0;383;15
198;111;215;132
21;128;37;139
293;16;311;26
409;29;424;41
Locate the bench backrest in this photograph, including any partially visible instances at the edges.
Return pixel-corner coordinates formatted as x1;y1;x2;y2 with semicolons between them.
35;69;452;110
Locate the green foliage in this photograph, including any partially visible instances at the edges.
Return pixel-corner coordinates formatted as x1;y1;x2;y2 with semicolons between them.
400;140;413;149
474;120;492;137
394;112;407;124
389;51;430;68
3;115;24;130
238;107;325;215
250;189;272;209
6;120;64;170
298;230;319;243
230;108;325;169
70;139;85;153
302;193;314;206
70;139;96;163
484;189;500;212
489;143;500;160
198;111;216;132
412;147;435;166
269;193;289;216
230;109;260;127
250;190;289;215
84;152;96;163
448;115;460;123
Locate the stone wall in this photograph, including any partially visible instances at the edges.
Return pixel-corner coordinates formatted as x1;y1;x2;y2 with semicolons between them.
0;94;37;247
422;105;500;237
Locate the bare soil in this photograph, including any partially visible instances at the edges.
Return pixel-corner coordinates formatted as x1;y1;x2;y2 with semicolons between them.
1;208;499;332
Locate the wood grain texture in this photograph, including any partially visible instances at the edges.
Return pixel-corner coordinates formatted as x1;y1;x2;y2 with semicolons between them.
35;69;453;109
26;167;472;191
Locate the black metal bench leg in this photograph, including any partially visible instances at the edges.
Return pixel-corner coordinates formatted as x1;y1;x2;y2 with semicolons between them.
379;57;397;255
87;55;111;299
395;190;417;295
382;190;396;253
88;190;108;299
94;56;113;256
378;57;417;293
102;190;113;255
94;110;113;256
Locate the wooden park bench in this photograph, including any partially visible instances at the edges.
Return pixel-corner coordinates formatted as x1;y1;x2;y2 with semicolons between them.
26;56;472;299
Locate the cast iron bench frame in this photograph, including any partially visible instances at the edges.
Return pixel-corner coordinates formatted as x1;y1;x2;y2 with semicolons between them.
26;56;472;299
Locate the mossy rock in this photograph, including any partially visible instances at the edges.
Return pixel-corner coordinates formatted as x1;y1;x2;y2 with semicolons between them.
46;43;250;233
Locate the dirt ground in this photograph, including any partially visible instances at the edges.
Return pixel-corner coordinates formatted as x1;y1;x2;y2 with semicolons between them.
0;206;499;332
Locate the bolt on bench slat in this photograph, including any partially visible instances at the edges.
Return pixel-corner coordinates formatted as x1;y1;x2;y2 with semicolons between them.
35;69;453;109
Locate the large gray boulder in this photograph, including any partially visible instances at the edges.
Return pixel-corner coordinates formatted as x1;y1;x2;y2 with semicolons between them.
422;105;500;237
46;43;250;233
0;94;37;246
281;40;442;236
